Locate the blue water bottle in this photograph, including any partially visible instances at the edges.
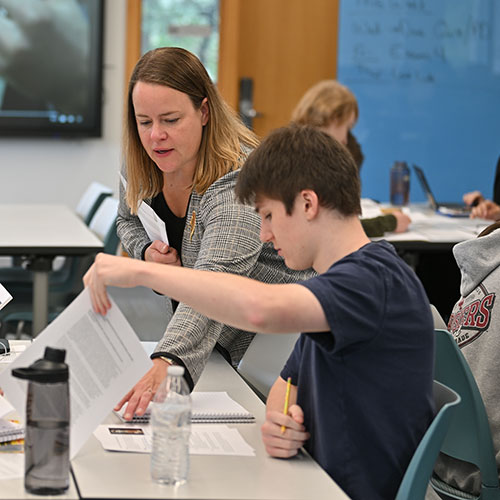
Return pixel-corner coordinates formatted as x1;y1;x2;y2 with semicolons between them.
390;161;410;206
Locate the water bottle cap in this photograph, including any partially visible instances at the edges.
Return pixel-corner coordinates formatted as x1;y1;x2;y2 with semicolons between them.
44;346;66;363
393;161;409;169
12;346;69;383
168;366;185;377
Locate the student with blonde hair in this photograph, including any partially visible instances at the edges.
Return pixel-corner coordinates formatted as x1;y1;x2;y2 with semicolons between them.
292;80;411;237
116;47;311;419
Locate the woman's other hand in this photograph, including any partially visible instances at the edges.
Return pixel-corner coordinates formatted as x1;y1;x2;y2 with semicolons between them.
144;240;181;266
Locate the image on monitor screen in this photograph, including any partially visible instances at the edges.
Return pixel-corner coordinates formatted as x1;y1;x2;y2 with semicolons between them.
0;0;104;138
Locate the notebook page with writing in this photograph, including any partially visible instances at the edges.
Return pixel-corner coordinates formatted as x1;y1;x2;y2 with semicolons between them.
116;391;255;424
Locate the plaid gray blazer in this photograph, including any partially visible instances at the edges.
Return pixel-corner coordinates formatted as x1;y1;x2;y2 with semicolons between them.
117;169;313;389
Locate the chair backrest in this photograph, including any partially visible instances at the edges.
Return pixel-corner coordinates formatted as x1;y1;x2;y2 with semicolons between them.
433;329;499;493
88;197;120;255
431;304;448;330
395;380;461;500
237;332;300;399
75;182;113;225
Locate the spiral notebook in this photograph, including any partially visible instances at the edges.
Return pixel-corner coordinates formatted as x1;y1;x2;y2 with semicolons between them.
115;391;255;424
0;419;24;443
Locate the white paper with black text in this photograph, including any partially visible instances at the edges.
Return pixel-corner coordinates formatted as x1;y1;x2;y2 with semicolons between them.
0;289;152;459
94;423;255;456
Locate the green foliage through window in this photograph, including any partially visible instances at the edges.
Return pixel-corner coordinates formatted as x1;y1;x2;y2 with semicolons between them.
141;0;219;82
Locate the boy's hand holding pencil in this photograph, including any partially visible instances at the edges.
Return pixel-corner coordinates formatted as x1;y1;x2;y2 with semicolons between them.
261;376;310;458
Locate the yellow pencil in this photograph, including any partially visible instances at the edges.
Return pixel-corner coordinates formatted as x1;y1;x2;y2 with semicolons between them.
281;377;292;434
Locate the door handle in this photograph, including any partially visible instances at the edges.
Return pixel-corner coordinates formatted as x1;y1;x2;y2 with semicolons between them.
239;77;262;129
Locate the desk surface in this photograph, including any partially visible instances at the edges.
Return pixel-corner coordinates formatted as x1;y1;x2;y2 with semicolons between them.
0;204;103;255
366;204;490;251
72;350;349;500
0;477;80;500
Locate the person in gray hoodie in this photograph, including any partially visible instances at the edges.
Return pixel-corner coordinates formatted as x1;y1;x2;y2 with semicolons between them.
432;220;500;496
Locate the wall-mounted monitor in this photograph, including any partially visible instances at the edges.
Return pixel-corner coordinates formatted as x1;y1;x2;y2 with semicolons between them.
0;0;104;138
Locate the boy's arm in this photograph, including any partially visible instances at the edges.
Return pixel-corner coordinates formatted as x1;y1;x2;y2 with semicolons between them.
84;253;329;334
261;377;309;458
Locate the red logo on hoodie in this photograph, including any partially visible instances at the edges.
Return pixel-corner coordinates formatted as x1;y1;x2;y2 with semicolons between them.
448;284;495;348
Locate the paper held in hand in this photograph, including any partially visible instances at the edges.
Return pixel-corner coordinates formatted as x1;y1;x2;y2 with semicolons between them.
120;173;168;244
0;289;152;459
137;201;169;245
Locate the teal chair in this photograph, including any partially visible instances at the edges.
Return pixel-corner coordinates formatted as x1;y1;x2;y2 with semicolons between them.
431;329;500;500
395;381;461;500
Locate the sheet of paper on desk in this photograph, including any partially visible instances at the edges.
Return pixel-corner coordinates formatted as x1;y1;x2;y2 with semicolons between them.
0;395;14;419
0;283;12;311
360;198;383;218
138;201;169;245
0;288;153;459
94;423;255;456
0;454;24;480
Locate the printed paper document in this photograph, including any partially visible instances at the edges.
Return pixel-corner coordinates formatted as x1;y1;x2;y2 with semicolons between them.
94;423;255;456
0;289;152;459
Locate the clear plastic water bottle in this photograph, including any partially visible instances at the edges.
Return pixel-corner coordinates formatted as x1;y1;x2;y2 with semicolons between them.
390;161;410;206
150;365;191;485
12;346;70;495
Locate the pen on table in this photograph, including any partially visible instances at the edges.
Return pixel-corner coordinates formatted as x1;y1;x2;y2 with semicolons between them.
281;377;292;434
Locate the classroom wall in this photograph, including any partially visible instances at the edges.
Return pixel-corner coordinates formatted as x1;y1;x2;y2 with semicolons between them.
0;1;127;208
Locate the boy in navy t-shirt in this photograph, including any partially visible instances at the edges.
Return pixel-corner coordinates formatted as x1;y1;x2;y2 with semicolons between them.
84;125;434;500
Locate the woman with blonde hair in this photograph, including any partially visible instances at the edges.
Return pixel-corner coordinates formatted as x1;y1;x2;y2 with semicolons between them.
115;47;311;419
292;80;410;236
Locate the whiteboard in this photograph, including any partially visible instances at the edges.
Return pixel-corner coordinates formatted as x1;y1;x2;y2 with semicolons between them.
338;0;500;203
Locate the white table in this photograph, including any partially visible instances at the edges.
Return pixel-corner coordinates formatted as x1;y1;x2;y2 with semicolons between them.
71;350;350;500
379;204;490;251
0;204;103;334
361;201;490;250
0;476;80;500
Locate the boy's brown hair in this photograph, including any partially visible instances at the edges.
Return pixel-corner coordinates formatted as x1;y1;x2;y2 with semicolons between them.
236;124;361;216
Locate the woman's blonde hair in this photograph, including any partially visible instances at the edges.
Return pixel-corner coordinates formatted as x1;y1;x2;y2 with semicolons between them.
124;47;259;213
291;80;358;128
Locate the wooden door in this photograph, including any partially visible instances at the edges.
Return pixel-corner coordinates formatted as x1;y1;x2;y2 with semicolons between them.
218;0;339;138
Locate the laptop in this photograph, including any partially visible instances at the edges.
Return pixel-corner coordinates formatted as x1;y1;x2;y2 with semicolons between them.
413;165;471;217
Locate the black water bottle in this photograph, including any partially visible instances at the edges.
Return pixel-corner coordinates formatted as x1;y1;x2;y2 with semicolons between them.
12;347;70;495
